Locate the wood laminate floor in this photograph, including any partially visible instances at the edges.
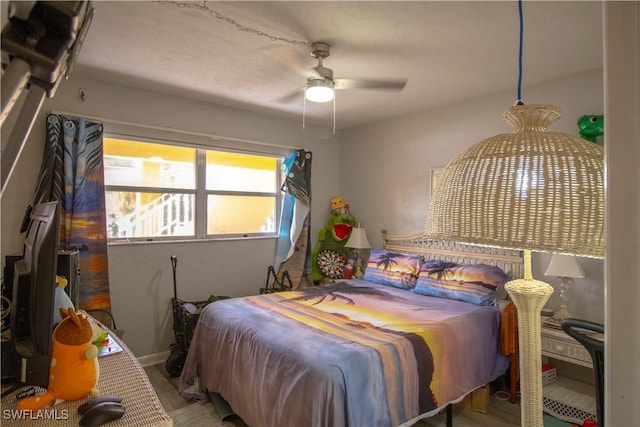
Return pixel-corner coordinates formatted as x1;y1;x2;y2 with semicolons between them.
145;363;523;427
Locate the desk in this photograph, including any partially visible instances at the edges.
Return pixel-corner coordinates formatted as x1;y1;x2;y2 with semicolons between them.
1;331;172;426
540;323;600;424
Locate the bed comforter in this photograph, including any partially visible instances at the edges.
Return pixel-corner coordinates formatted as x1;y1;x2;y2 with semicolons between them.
179;279;508;427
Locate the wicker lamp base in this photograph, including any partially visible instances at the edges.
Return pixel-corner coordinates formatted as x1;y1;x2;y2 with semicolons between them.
506;254;554;427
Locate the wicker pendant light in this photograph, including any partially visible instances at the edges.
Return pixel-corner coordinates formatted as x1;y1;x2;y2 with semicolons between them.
424;104;605;258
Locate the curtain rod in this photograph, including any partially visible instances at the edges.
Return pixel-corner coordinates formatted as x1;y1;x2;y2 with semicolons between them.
50;110;302;151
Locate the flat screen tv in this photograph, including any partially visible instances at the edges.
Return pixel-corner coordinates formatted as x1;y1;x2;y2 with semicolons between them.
10;201;60;388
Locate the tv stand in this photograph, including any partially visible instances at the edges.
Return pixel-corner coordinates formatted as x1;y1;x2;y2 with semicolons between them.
12;340;51;388
0;340;18;387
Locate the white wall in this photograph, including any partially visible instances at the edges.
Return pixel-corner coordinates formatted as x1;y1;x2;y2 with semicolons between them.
339;68;605;323
1;71;341;357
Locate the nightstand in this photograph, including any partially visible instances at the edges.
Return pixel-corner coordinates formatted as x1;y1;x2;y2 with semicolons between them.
541;322;593;367
540;321;601;424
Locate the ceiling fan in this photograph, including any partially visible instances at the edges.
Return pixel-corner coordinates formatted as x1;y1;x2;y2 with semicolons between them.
281;42;408;103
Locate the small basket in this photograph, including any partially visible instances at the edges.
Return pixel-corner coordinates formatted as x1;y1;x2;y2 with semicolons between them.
542;363;557;386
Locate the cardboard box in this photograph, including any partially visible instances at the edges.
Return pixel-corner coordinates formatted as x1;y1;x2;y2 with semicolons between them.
471;383;490;413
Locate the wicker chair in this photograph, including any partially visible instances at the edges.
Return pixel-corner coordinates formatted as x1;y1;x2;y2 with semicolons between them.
560;318;605;427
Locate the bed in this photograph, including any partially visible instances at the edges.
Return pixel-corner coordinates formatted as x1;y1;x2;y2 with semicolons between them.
179;232;523;427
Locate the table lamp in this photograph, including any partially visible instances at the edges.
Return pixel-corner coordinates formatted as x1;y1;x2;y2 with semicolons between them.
345;227;371;279
544;254;585;320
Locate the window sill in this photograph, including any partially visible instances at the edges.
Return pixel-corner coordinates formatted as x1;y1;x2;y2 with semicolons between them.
107;235;276;246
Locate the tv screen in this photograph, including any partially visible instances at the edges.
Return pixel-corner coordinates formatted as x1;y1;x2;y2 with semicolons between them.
10;201;60;388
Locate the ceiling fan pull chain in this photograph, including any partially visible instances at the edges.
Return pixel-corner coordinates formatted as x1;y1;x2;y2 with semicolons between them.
302;93;307;131
333;95;336;135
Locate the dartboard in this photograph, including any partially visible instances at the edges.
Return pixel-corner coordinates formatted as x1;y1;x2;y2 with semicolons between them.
317;249;346;279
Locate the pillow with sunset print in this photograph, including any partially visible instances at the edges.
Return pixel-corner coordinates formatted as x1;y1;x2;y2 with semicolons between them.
363;250;424;289
413;260;511;306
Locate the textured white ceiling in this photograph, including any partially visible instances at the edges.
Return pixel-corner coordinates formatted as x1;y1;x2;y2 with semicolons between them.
73;1;603;130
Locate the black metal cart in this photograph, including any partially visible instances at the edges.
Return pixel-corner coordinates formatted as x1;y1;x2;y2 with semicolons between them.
165;255;229;377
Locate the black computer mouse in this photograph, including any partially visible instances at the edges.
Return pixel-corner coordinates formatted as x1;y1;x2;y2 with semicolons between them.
78;396;123;415
79;401;126;426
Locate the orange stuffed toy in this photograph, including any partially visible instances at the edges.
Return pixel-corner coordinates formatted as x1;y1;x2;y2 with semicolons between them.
17;308;100;411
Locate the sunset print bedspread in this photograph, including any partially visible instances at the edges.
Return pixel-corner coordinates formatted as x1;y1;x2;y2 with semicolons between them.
180;279;508;427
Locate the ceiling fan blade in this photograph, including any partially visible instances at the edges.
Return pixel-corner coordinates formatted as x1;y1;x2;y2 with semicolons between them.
276;87;305;104
334;78;407;91
264;46;312;78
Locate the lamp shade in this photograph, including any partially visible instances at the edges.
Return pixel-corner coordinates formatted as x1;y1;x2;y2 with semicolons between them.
424;104;604;259
305;79;334;103
345;228;371;249
545;254;585;279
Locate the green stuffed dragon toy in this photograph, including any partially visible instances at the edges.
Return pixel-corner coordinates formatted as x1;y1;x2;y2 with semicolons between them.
311;197;358;284
577;114;604;143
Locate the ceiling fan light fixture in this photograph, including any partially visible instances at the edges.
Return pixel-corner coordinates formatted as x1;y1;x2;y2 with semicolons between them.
305;79;334;103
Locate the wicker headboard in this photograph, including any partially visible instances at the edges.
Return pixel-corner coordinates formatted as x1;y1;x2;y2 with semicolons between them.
382;231;524;279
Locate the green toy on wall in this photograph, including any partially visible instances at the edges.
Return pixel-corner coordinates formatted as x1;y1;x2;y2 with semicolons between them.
311;197;358;284
577;114;604;143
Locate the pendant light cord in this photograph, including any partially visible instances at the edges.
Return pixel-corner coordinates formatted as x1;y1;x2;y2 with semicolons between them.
516;0;524;105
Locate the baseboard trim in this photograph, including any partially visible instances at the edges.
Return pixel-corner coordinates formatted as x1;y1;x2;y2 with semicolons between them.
138;350;170;367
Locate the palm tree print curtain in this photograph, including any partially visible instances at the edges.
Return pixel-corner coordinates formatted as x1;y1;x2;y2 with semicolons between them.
32;113;110;311
274;149;313;288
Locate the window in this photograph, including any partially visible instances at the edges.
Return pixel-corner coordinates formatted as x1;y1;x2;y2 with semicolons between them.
104;137;282;241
